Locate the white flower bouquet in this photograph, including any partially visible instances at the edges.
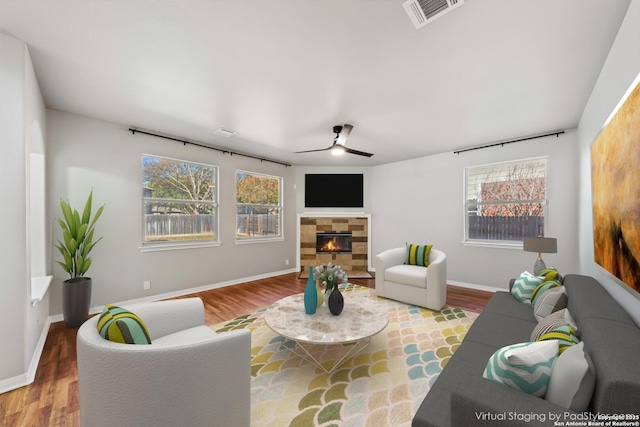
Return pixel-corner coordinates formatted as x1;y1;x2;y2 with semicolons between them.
313;263;348;292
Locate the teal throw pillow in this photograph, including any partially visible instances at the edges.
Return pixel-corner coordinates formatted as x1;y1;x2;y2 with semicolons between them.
511;271;544;304
405;243;433;267
97;304;152;345
483;340;558;397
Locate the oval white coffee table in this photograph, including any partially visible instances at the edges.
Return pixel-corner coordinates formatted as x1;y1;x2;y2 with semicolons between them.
264;290;388;373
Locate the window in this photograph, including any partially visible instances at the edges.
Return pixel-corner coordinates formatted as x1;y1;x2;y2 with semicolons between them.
142;155;218;248
236;170;283;241
464;157;547;245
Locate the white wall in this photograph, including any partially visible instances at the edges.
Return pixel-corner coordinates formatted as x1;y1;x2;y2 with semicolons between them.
371;131;579;290
0;34;49;392
47;111;298;315
577;0;640;324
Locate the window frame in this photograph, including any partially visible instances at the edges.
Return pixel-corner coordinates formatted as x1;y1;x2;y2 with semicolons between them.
235;170;284;243
463;156;548;248
140;154;220;252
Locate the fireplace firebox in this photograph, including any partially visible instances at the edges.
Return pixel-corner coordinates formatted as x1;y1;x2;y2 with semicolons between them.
316;232;352;253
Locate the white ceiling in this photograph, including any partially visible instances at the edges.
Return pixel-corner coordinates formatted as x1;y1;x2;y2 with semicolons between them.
0;0;631;166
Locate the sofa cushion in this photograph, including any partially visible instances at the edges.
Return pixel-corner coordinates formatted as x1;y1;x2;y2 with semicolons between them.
483;340;558;397
464;311;537;349
405;242;433;267
384;264;427;288
481;292;537;321
97;304;152;345
531;308;577;341
533;285;567;321
511;271;544;304
545;342;595;411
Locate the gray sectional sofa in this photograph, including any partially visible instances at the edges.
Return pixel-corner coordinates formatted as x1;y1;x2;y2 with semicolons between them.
412;274;640;427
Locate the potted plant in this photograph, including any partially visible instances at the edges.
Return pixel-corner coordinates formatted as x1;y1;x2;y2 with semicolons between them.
54;189;104;327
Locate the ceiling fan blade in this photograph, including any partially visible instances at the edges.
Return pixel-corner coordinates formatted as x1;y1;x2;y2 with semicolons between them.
295;146;332;154
335;123;353;146
344;147;374;157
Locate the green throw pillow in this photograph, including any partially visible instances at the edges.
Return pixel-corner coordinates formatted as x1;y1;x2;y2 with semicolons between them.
531;280;562;306
483;340;559;397
97;304;152;345
537;267;563;283
537;324;580;354
405;243;433;267
511;271;544;304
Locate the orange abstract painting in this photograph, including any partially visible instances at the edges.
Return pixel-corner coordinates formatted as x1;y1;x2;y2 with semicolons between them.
591;79;640;293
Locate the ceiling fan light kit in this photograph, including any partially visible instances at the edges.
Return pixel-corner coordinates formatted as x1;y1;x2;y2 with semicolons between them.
295;123;374;158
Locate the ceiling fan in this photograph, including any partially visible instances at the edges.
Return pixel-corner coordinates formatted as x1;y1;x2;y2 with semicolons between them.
296;124;374;157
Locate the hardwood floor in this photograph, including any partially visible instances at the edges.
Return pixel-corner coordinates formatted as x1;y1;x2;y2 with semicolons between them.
0;273;491;427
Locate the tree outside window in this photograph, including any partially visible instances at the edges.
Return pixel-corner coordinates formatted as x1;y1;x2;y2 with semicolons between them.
464;157;547;244
142;155;218;245
236;171;282;240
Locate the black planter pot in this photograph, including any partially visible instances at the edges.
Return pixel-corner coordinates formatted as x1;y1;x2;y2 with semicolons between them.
63;277;92;328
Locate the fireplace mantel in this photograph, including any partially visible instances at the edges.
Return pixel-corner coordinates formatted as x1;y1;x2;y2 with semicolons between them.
296;214;371;275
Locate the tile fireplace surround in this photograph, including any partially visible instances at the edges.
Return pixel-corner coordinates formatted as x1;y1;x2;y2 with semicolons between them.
298;215;370;276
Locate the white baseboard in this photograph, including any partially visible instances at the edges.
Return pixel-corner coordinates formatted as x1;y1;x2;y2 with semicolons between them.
0;316;52;394
0;373;29;395
447;280;504;293
48;268;299;322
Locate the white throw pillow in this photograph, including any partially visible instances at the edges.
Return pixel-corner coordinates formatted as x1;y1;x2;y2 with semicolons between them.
545;342;596;411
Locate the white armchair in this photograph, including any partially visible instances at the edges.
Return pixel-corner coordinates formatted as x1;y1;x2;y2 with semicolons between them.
375;248;447;311
77;297;251;427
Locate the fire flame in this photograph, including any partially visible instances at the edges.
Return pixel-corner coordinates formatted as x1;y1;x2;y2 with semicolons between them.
321;238;339;252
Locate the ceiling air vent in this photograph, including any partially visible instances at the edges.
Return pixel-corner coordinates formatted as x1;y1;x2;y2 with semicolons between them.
403;0;464;29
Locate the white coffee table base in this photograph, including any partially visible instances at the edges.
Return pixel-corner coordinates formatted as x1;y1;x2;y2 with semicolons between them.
280;336;371;374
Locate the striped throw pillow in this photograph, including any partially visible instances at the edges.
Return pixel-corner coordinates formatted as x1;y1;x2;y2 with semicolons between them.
533;286;568;321
511;271;544;304
97;304;152;345
531;308;578;341
405;243;433;267
483;340;559;397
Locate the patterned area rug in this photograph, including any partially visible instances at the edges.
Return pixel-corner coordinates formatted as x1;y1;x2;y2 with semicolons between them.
211;284;478;427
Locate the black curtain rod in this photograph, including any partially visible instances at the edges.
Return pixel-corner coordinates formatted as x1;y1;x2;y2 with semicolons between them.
453;130;565;154
128;128;291;167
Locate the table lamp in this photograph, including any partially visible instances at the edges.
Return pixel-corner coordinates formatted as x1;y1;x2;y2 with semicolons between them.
523;236;557;275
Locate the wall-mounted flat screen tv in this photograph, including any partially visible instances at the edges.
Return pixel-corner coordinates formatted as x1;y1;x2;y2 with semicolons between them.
305;174;364;208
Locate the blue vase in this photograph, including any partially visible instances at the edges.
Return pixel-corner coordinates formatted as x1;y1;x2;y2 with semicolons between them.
304;266;318;314
328;284;344;315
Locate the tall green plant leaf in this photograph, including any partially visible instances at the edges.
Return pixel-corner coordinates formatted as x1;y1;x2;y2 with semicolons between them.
82;190;93;226
55;190;105;279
